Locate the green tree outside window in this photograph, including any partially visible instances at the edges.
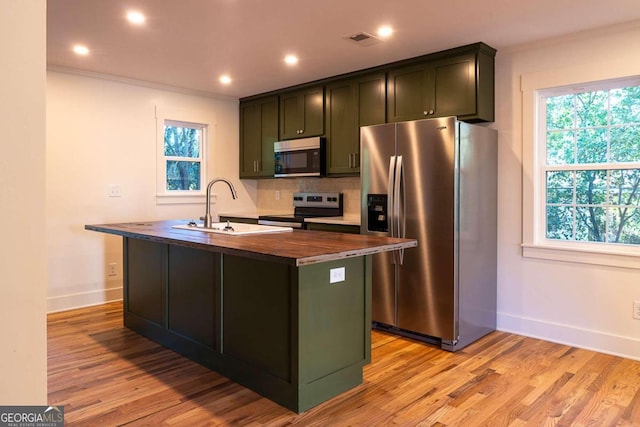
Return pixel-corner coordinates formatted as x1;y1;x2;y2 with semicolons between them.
544;84;640;245
164;123;203;191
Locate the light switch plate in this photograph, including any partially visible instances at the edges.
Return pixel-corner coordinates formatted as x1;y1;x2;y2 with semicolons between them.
330;267;345;284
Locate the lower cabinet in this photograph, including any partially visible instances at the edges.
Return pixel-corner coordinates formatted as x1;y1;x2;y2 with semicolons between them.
123;237;371;413
126;238;165;326
305;222;360;234
218;216;258;225
167;246;217;349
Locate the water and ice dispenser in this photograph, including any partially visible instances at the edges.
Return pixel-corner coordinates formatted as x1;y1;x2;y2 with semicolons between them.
366;194;388;232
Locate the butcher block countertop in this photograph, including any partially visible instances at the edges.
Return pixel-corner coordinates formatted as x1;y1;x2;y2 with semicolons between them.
85;220;416;266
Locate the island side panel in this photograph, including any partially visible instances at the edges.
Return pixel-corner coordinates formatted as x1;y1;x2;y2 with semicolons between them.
296;256;372;412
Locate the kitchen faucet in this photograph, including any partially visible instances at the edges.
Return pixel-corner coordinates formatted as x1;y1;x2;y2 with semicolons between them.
202;177;238;228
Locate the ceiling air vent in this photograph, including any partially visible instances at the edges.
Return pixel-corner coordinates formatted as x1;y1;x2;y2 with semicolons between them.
346;32;381;47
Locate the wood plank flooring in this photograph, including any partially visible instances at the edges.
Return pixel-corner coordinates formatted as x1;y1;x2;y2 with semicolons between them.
48;302;640;426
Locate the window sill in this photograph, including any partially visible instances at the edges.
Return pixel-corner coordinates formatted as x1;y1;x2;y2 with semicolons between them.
156;194;205;205
522;243;640;270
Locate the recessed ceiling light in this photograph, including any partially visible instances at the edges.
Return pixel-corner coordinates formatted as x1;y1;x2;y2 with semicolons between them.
377;26;393;38
284;55;298;66
126;10;146;25
219;75;232;85
73;44;90;56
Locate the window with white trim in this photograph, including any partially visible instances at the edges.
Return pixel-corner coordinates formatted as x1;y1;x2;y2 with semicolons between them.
155;105;213;204
538;78;640;248
162;120;206;192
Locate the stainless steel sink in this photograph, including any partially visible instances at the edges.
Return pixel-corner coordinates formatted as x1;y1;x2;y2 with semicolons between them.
172;222;292;235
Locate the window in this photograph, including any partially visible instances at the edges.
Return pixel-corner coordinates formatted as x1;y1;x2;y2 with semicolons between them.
541;80;640;246
163;120;205;191
522;71;640;268
155;106;213;204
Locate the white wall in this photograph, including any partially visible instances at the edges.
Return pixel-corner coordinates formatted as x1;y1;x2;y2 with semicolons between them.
46;71;256;312
0;0;47;404
494;22;640;360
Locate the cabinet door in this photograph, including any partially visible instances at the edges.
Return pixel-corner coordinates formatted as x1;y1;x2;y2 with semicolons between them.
239;96;278;178
279;87;324;140
168;245;217;349
240;101;260;177
325;80;357;175
387;51;482;122
358;73;386;127
429;53;476;118
326;74;385;176
387;64;429;123
126;238;165;326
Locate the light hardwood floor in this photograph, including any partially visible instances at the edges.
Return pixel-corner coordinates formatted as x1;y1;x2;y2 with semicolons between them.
48;301;640;426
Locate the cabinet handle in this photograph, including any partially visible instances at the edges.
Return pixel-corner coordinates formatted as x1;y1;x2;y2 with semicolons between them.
297;129;304;135
348;153;359;169
423;110;435;116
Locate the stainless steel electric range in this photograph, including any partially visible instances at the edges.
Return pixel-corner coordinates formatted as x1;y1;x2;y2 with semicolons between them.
258;192;343;229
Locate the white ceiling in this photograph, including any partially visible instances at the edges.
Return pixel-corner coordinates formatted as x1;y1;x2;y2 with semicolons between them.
47;0;640;99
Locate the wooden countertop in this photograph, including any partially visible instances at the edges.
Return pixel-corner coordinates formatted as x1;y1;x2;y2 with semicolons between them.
86;220;416;266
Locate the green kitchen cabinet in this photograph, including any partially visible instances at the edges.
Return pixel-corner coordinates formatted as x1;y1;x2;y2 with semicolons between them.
325;74;386;176
218;215;258;225
387;45;495;123
304;222;361;234
125;238;165;326
240;96;278;178
279;86;324;140
167;245;218;350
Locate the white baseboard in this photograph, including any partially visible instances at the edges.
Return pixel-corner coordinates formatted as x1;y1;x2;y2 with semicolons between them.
497;312;640;361
47;287;123;313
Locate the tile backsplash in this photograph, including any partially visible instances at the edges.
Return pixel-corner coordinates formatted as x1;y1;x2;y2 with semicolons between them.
257;177;360;216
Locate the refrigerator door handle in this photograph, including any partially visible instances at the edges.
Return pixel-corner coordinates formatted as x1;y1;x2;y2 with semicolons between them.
388;155;398;264
394;155;405;265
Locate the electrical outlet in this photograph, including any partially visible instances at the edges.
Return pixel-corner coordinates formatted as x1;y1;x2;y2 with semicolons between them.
330;267;345;284
108;185;122;197
107;262;117;277
275;190;280;201
634;301;640;320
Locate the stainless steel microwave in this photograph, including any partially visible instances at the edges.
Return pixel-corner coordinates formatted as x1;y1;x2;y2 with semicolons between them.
274;137;326;177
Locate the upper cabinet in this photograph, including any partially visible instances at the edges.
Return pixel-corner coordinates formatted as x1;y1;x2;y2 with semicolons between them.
279;87;324;140
387;46;495;123
325;73;386;176
239;96;278;178
239;42;496;179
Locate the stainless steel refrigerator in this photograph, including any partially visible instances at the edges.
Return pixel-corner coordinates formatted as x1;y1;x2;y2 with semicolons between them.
360;116;497;351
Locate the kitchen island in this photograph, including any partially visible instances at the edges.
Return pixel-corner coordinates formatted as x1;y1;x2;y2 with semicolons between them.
85;220;416;413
